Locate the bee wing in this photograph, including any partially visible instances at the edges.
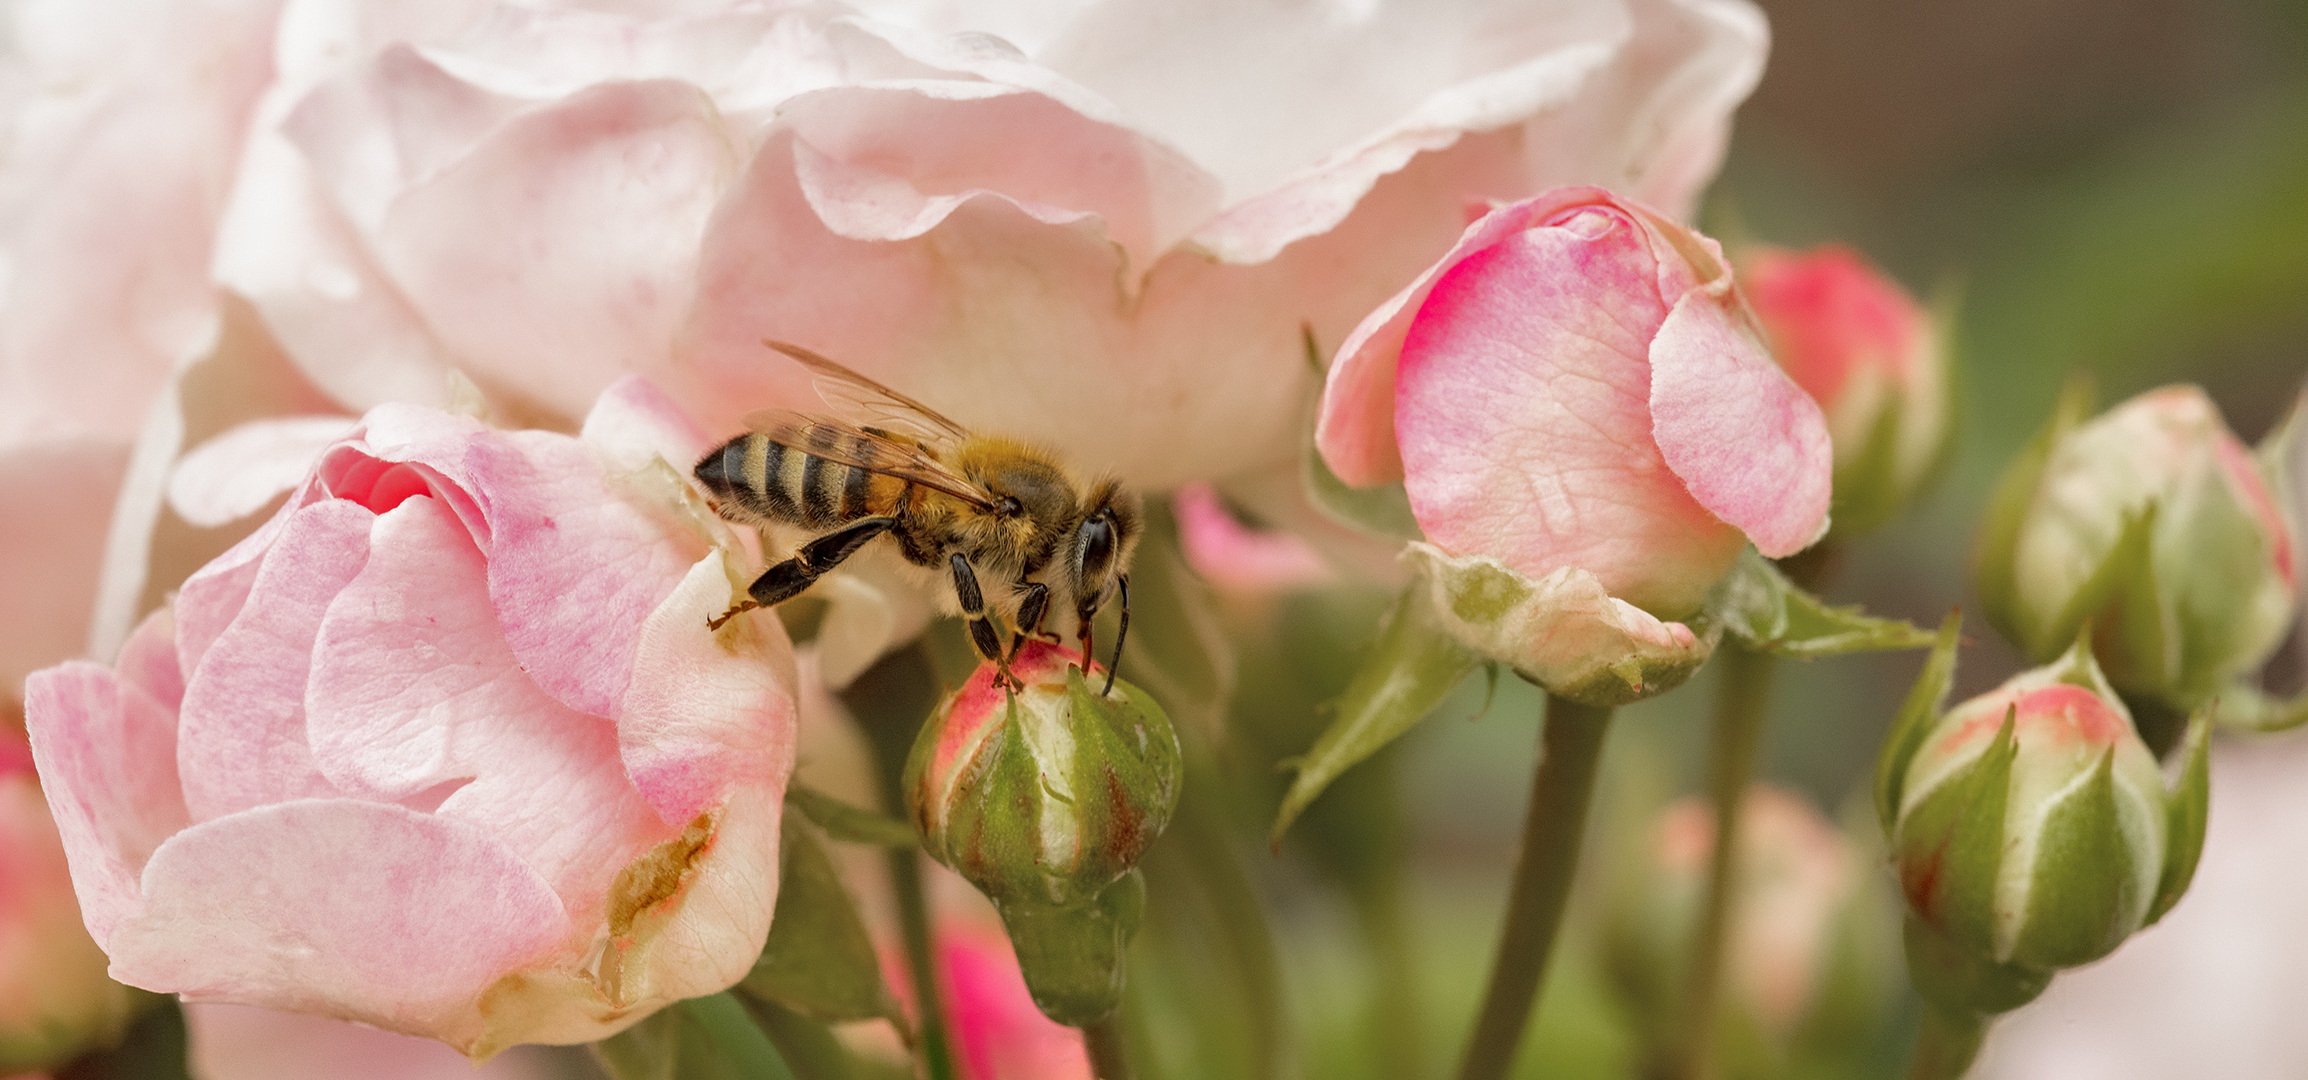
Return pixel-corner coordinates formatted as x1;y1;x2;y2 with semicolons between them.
763;339;973;445
741;410;998;511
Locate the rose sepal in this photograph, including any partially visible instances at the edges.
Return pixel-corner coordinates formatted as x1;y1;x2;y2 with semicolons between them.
1873;612;1965;834
1707;548;1938;658
1975;379;2094;653
1270;581;1479;846
1401;542;1718;708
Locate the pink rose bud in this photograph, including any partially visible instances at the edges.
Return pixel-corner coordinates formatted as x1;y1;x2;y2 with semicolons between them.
1882;640;2208;1018
905;642;1178;1024
23;380;798;1056
1607;785;1892;1063
1;732;132;1072
1316;187;1831;700
1744;245;1950;535
1979;385;2298;717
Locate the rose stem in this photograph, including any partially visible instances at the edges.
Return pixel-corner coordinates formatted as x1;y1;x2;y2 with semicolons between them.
842;645;957;1080
1672;642;1777;1080
1905;1007;1988;1080
1083;1015;1135;1080
1454;692;1614;1080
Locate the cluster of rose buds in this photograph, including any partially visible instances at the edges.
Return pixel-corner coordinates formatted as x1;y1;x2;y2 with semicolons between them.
906;642;1181;1026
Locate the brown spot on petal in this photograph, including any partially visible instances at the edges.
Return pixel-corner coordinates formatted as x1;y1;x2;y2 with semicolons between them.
596;811;718;1004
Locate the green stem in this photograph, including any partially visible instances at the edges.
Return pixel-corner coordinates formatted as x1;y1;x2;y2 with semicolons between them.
1352;863;1427;1080
1084;1015;1136;1080
1454;692;1615;1080
1905;1008;1988;1080
842;646;956;1080
1673;643;1777;1080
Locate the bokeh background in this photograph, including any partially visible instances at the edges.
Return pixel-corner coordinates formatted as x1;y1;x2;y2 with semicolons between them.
1240;0;2308;1077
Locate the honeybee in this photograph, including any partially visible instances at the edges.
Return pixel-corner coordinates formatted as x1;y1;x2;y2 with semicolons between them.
694;341;1142;691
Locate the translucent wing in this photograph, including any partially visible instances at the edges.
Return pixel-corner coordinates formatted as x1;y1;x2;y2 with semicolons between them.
741;410;997;510
763;339;972;444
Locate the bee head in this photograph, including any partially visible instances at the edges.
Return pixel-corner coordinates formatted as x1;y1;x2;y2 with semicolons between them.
1068;480;1140;693
1067;480;1141;623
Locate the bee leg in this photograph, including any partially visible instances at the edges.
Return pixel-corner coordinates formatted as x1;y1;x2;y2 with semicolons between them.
708;517;895;630
949;554;1017;689
1006;582;1051;663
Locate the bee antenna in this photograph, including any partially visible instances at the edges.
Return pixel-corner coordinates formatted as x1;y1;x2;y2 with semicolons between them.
1102;573;1130;696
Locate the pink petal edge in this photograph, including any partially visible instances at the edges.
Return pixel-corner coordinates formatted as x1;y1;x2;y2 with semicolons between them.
1647;291;1834;557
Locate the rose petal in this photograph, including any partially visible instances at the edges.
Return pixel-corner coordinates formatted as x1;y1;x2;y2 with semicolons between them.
304;495;676;913
1317;187;1609;487
175;499;372;822
475;430;704;719
781;79;1221;276
579;376;716;481
213;122;459;416
22;661;188;945
1648;290;1834;557
168;416;360;528
1172;482;1331;592
105;799;569;1049
1394;216;1743;616
373;79;736;422
115;608;184;713
617;550;797;826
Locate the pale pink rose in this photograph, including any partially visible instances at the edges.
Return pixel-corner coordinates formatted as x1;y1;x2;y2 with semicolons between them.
1743;244;1947;533
1319;186;1831;619
22;380;797;1056
164;0;1765;488
0;732;131;1073
183;1003;554;1080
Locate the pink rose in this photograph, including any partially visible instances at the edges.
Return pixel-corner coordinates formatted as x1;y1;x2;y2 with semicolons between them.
0;0;1769;496
1744;244;1948;533
1316;187;1830;698
22;381;797;1056
0;731;131;1073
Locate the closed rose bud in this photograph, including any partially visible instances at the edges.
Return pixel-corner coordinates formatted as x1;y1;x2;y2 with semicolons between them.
1744;245;1949;535
1885;640;2207;1017
905;642;1179;1024
1;732;132;1072
1980;385;2298;716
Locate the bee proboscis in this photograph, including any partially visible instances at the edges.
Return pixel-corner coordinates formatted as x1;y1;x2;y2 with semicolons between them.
693;341;1141;690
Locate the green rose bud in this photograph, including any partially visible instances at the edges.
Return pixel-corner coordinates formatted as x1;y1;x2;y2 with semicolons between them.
1978;384;2298;717
904;640;1180;1024
1881;639;2209;1018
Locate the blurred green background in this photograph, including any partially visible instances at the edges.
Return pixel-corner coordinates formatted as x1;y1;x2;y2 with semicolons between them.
1240;1;2308;1077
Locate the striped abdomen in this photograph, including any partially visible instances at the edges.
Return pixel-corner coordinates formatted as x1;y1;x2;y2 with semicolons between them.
695;431;910;528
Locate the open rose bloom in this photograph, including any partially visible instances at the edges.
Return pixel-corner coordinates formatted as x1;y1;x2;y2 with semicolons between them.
1317;186;1830;701
23;382;797;1056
